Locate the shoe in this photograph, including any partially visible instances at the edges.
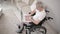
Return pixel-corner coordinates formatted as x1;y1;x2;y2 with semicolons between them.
16;26;24;33
16;29;22;33
17;24;21;29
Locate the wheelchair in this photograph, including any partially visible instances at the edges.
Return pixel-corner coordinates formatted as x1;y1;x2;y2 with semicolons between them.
17;10;53;34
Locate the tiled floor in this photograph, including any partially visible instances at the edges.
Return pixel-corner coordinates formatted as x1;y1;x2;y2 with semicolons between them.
0;1;20;34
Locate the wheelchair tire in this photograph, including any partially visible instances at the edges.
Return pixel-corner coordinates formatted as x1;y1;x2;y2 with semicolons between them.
29;26;47;34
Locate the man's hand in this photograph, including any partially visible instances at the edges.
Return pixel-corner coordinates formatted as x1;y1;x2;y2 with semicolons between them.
25;15;32;21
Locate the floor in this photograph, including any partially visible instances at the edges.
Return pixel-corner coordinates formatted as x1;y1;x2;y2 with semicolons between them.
0;1;57;34
0;1;20;34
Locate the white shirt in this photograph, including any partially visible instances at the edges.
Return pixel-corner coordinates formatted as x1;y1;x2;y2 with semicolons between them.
23;9;46;23
33;9;46;21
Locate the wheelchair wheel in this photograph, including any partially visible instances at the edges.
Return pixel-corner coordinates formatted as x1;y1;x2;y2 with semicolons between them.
37;26;47;34
38;26;47;34
29;26;47;34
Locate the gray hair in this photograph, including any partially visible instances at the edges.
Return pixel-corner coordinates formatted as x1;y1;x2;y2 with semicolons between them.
36;1;45;8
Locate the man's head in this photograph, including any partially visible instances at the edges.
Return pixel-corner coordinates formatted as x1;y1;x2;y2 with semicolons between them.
36;1;44;11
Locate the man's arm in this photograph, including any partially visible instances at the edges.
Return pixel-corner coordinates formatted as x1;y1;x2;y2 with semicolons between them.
30;17;40;25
